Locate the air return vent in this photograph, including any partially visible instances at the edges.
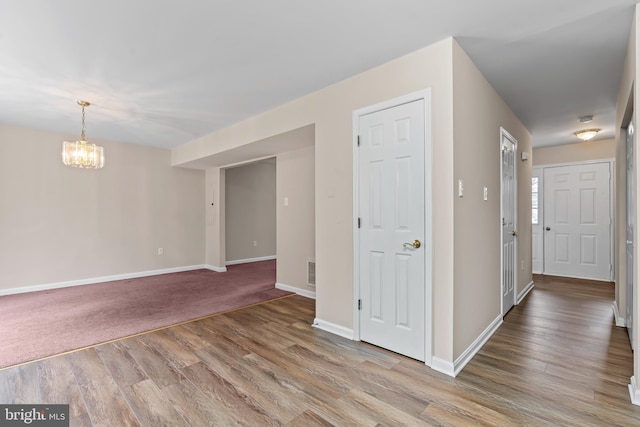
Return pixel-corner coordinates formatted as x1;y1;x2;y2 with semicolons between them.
307;259;316;286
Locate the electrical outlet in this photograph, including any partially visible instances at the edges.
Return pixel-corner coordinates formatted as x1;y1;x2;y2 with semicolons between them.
158;248;164;255
284;197;289;206
253;241;258;247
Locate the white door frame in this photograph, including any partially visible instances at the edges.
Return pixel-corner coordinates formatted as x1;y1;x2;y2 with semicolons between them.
500;128;518;316
532;167;544;274
626;117;635;347
536;159;615;281
352;89;433;366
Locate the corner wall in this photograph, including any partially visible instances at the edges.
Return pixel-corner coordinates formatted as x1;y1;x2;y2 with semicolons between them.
451;40;533;359
205;167;225;270
173;36;535;368
173;38;457;363
276;146;315;294
0;123;205;291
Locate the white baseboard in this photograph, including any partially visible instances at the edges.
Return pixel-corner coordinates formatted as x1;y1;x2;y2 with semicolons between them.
205;265;227;273
225;255;277;266
0;264;212;296
312;318;354;340
613;302;627;327
453;314;503;376
538;272;612;282
275;282;316;299
431;357;455;377
517;280;535;305
630;376;640;406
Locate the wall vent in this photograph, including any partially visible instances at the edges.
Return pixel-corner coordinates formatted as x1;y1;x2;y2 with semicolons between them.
307;259;316;286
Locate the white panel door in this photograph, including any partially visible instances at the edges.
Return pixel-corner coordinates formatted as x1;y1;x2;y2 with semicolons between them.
501;129;517;315
358;99;425;361
543;163;611;280
626;116;635;348
532;168;543;274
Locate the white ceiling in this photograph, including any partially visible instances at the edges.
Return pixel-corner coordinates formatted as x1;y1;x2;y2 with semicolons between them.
0;0;636;149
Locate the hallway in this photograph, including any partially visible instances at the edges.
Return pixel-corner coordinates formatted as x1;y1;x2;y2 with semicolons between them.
459;275;639;424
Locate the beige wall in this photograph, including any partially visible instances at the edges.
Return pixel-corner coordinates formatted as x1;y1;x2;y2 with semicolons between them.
0;122;205;291
174;38;457;362
452;41;532;359
172;37;531;366
533;139;616;166
205;167;225;269
225;159;276;262
276;146;315;292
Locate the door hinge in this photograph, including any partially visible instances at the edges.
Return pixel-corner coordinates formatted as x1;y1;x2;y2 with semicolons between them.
358;217;361;228
610;264;613;272
357;135;360;147
358;299;362;310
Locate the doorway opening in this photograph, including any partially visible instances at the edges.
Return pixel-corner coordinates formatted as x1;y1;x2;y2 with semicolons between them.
530;161;613;282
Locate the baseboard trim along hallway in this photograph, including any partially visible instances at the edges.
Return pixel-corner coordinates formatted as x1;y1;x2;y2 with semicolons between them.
312;318;354;340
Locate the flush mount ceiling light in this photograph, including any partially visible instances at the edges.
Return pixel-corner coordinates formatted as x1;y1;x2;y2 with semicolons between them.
62;101;105;169
574;128;601;141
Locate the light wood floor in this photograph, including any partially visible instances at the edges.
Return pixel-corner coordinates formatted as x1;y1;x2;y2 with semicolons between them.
1;276;640;426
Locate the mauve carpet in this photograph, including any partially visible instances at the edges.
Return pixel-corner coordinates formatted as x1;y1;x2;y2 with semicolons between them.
0;260;291;369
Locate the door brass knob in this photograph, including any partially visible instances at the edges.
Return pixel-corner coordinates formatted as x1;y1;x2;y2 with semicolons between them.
403;240;421;249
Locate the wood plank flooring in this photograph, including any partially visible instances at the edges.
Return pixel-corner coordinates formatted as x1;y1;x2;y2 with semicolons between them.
1;275;640;426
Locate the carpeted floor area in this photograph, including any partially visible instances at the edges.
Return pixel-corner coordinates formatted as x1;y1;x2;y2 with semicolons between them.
0;260;291;369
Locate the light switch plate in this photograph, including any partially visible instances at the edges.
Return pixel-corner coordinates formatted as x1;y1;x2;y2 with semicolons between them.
458;180;463;197
483;186;488;201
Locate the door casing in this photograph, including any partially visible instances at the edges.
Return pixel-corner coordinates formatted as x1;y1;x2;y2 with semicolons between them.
626;117;635;348
500;128;518;317
532;167;544;274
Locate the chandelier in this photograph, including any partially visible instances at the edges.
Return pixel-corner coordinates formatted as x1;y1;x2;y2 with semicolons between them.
62;101;105;169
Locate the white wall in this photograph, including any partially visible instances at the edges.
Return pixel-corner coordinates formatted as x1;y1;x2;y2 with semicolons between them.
0;122;205;291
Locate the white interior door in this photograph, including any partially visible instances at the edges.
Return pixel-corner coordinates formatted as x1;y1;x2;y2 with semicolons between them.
627;116;635;348
358;98;426;361
543;162;611;281
532;168;543;274
501;129;517;316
